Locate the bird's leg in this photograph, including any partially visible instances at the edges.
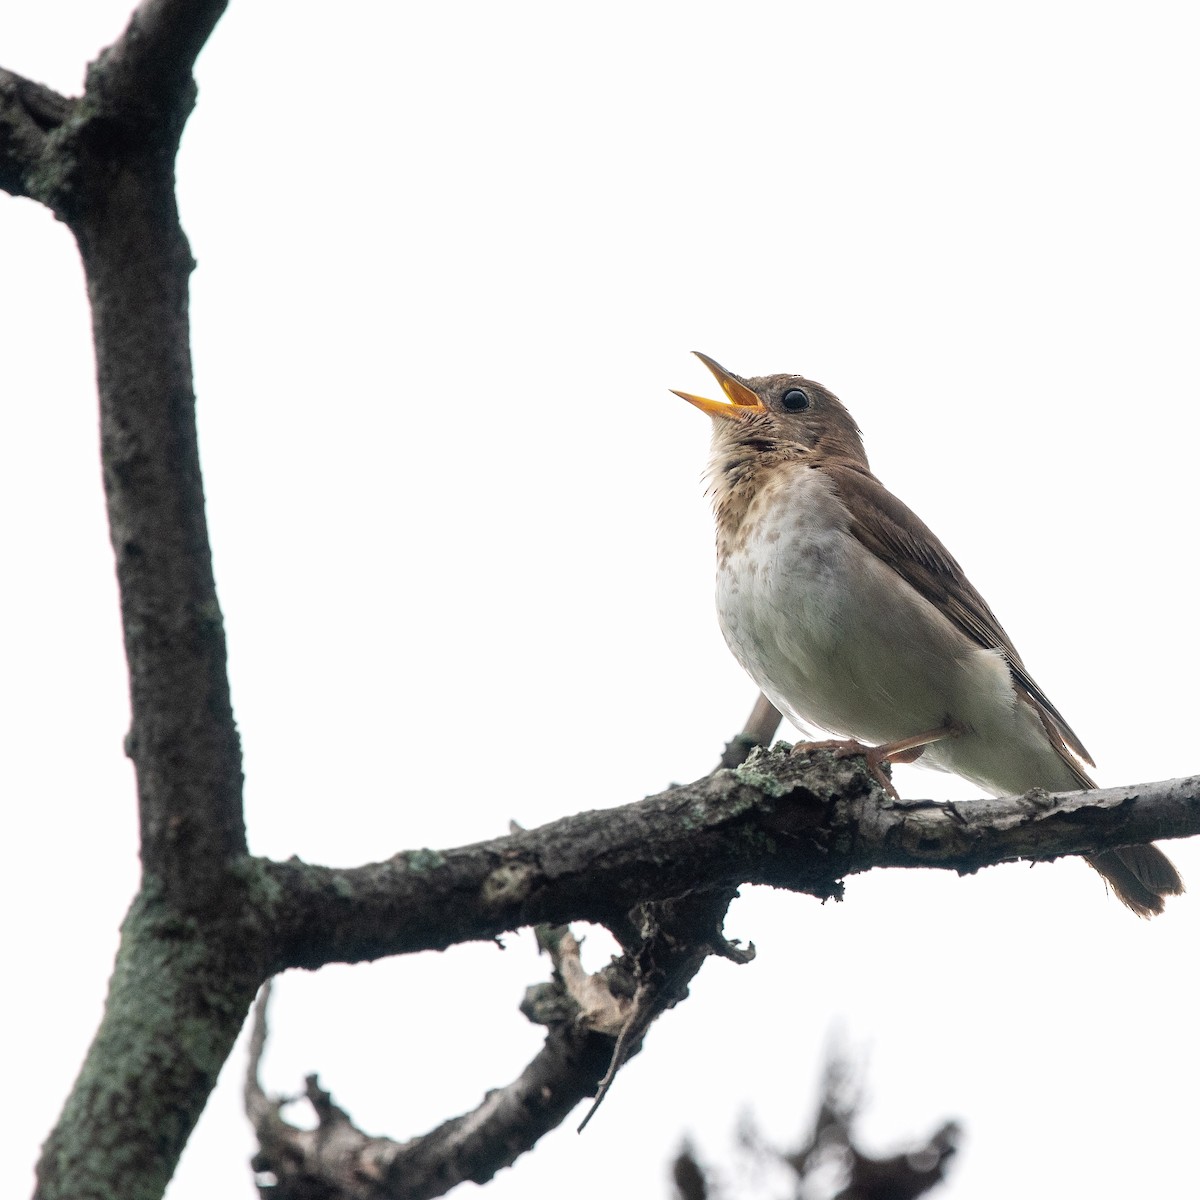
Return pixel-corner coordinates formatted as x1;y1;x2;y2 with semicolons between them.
874;721;964;764
793;722;963;799
719;693;784;769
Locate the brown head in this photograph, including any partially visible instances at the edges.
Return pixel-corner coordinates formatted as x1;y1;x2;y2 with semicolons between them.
673;352;870;470
673;353;872;560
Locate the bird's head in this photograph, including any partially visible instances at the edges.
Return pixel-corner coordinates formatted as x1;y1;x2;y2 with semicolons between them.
673;352;868;468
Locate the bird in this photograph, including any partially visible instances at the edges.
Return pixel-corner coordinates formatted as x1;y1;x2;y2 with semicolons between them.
674;351;1182;916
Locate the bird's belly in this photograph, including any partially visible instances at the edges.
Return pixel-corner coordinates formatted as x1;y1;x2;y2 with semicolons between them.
716;509;1019;762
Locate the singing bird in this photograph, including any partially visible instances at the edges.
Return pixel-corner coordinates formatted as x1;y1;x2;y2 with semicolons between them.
675;352;1182;916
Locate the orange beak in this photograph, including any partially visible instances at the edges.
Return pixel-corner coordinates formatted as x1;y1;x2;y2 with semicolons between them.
671;352;765;420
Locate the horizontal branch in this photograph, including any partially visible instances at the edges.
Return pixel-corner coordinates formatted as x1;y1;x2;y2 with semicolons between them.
261;748;1200;972
247;744;1197;1198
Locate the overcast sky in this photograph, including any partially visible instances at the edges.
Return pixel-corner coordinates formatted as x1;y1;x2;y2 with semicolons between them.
4;4;1200;1198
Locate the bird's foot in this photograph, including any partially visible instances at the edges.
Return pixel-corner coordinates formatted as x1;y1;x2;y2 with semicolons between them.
792;723;964;800
791;738;903;799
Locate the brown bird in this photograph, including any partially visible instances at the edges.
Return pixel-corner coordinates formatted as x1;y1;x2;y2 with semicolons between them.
675;352;1182;916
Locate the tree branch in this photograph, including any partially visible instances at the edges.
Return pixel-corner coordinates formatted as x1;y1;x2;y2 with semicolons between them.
14;3;245;1196
247;890;747;1199
262;750;1200;973
37;884;265;1200
240;752;1195;1198
778;1045;960;1200
42;0;246;904
246;975;618;1200
87;0;229;115
0;0;227;211
0;69;72;201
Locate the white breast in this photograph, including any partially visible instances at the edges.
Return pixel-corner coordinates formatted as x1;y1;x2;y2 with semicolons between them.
715;464;1075;796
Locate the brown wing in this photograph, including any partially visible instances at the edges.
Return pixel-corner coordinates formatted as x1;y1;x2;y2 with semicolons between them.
824;460;1095;771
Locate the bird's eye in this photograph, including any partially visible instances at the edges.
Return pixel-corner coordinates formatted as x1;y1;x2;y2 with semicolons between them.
781;388;810;412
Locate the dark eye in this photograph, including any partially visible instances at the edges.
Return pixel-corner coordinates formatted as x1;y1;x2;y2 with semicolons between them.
781;388;810;412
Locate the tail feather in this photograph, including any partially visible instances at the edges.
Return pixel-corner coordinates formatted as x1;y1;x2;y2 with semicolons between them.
1086;845;1185;918
1032;709;1184;917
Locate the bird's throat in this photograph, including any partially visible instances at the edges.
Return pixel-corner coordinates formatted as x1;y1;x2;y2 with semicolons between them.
706;428;795;565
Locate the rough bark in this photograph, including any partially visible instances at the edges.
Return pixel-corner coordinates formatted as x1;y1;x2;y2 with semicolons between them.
71;0;245;906
238;756;1199;1198
38;884;265;1200
2;3;245;1197
255;755;1200;973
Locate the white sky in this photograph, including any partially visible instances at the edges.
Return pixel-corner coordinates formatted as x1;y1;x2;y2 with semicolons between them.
4;4;1200;1198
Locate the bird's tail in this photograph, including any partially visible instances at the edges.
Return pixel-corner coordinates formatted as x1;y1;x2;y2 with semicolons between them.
1086;845;1185;918
1034;716;1184;917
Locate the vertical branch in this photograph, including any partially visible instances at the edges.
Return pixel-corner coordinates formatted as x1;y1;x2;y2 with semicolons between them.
62;0;242;906
36;888;263;1200
4;3;256;1197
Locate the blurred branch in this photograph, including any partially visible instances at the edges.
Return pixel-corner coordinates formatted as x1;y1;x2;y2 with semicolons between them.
834;1123;959;1200
782;1049;960;1200
681;1045;960;1200
671;1142;710;1200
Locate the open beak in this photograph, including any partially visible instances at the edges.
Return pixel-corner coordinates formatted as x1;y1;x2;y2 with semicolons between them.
671;351;765;420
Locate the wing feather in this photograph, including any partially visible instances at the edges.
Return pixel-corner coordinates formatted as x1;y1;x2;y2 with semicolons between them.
824;461;1095;771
